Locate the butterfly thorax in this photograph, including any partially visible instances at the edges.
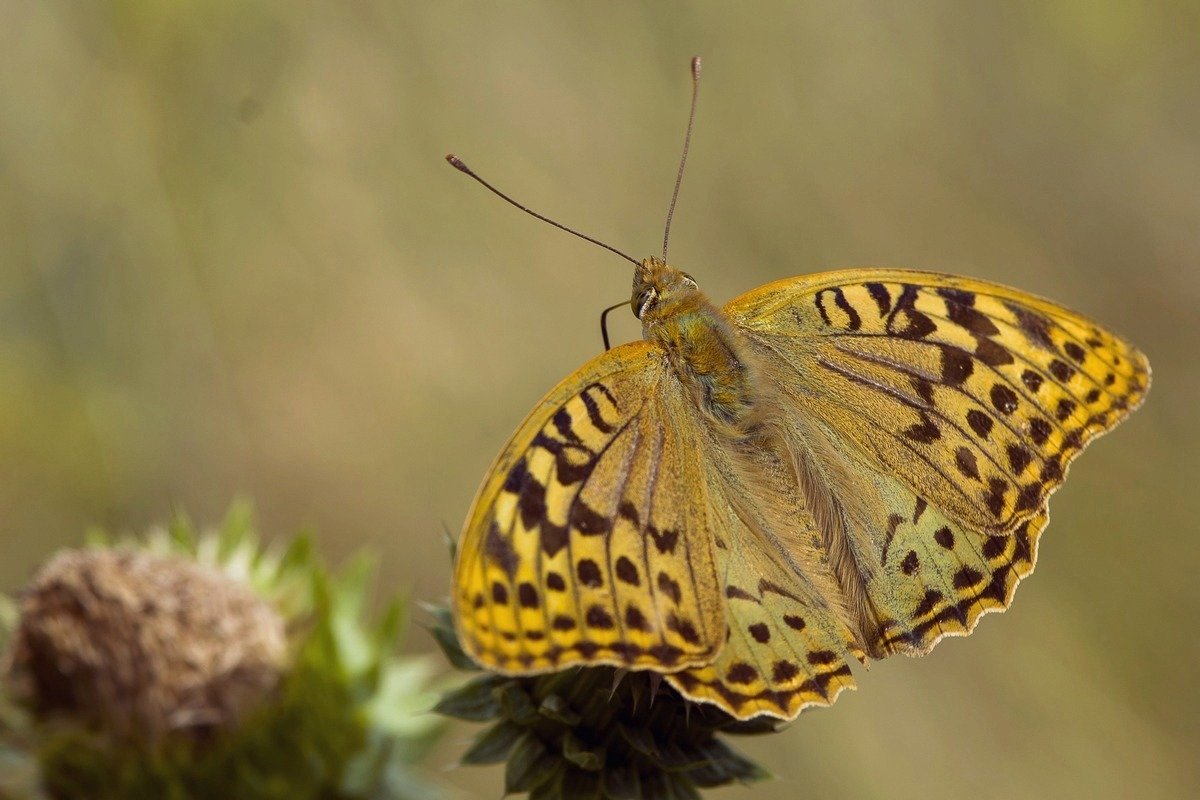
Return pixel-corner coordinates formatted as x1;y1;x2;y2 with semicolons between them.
634;257;761;432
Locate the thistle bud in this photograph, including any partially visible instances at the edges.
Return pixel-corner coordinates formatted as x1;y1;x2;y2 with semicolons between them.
8;549;286;742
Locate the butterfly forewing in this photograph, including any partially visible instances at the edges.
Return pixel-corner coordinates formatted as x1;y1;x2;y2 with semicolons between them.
454;341;726;674
727;270;1150;536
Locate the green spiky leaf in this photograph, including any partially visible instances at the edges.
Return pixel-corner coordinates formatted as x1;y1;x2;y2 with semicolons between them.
461;720;524;765
504;734;557;794
428;594;771;799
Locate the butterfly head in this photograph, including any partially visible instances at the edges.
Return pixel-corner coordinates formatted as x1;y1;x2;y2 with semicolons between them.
633;257;700;323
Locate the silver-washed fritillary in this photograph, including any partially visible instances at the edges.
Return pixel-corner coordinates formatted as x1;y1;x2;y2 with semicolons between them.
448;59;1149;721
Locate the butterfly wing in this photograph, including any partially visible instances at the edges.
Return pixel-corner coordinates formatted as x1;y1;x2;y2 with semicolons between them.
666;437;861;719
454;340;728;674
725;269;1148;655
455;337;863;720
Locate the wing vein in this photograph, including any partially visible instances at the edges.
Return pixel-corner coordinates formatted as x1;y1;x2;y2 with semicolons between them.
812;356;979;508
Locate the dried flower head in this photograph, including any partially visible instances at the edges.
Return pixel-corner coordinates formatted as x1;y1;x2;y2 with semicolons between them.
9;548;286;742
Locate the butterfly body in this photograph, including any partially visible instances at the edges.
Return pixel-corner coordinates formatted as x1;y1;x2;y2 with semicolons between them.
454;261;1149;720
636;257;763;432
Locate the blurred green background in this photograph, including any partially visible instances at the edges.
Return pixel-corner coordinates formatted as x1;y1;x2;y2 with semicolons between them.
2;2;1197;798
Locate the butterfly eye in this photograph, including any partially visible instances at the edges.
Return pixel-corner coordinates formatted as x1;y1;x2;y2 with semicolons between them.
636;288;658;319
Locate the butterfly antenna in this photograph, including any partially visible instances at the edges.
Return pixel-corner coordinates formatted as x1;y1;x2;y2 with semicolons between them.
661;56;702;261
445;154;640;267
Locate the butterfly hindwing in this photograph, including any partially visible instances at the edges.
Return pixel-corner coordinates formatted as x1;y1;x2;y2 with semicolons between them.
666;472;859;719
454;341;726;674
813;422;1046;657
629;416;864;719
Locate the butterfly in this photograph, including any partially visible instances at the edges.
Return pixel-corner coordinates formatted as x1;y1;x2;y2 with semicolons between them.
448;59;1150;721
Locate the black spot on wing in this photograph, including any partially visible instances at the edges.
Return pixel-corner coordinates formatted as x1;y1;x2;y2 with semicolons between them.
954;447;981;480
1005;302;1057;351
586;606;614;629
503;456;528;493
982;536;1005;560
946;297;999;337
888;285;937;339
580;384;617;434
1007;444;1033;474
648;525;679;554
975;338;1013;366
866;282;892;315
726;662;758;684
783;614;806;630
1040;457;1063;483
912;498;928;525
1049;359;1075;383
914;589;944;617
1015;483;1041;512
939;345;975;386
657;571;682;604
967;409;994;439
668;614;701;644
625;605;649;631
726;585;759;603
748;623;771;643
904;413;941;443
484;522;518;577
576;559;603;588
937;286;976;307
541;522;568;557
552;407;581;443
807;650;838;666
816;287;863;331
530;432;595;486
990;384;1019;415
910;377;935;405
772;660;800;682
518;582;539;608
984;478;1008;519
1029;417;1051;446
518;476;548;531
953;566;984;589
615;556;640;586
570;502;611;536
934;526;955;549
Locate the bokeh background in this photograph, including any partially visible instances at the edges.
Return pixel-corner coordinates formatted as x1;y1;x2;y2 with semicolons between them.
2;2;1197;798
